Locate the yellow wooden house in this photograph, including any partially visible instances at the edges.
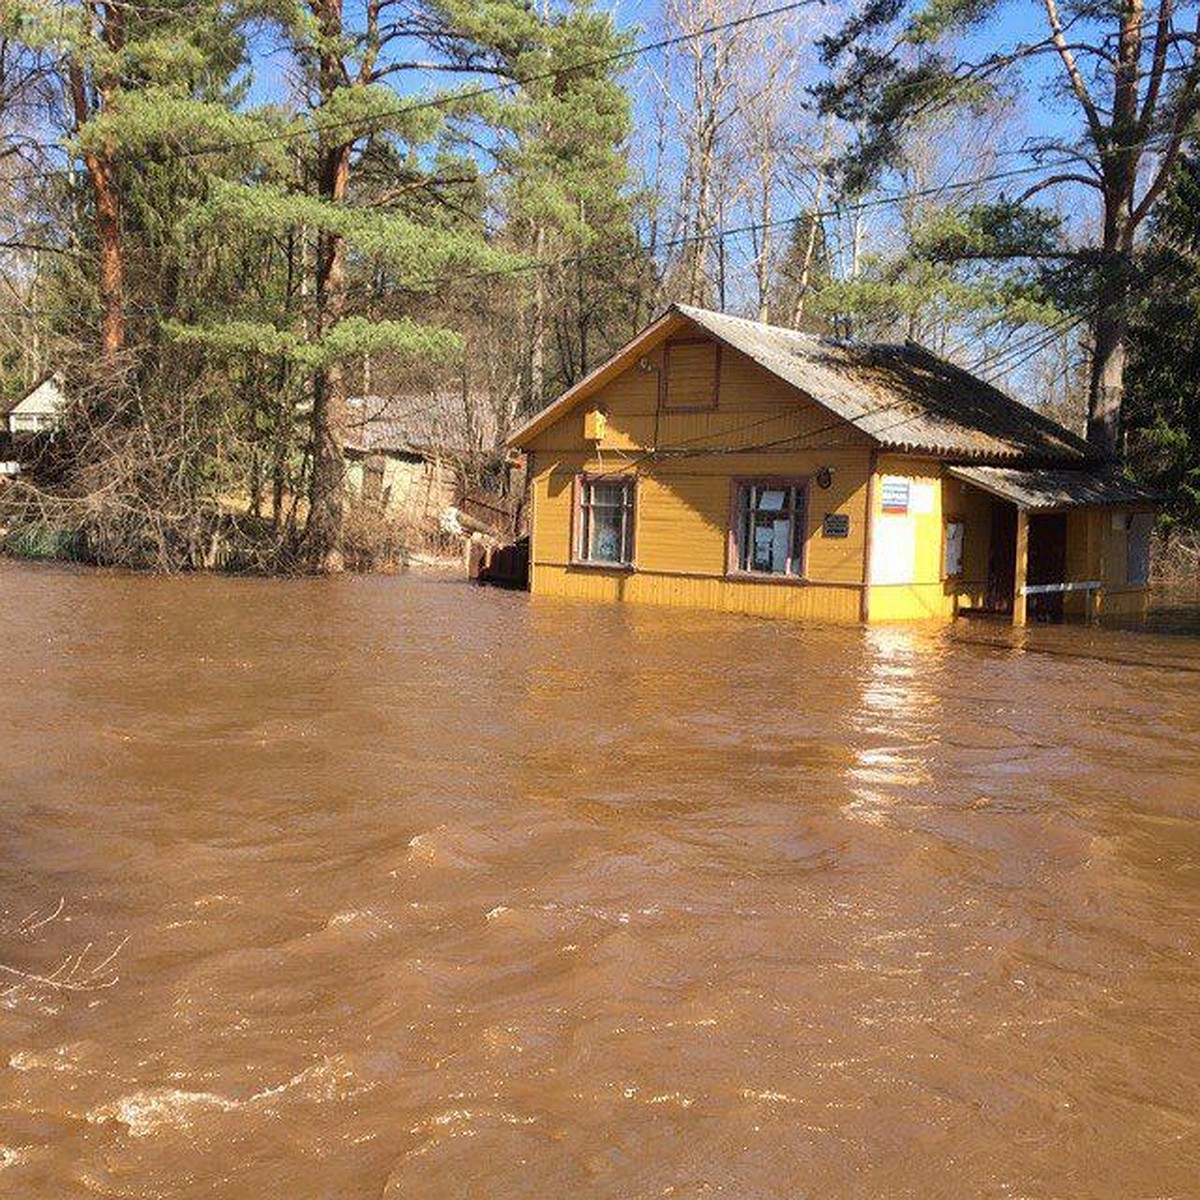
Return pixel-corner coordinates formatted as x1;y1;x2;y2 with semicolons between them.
508;305;1158;625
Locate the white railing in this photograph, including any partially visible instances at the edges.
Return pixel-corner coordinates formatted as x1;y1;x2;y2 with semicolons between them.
1019;580;1102;596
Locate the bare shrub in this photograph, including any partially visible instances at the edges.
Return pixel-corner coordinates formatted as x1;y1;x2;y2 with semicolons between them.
340;499;411;571
1153;527;1200;583
0;350;304;572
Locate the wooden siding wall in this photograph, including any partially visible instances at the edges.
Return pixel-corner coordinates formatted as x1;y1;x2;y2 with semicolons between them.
525;335;874;622
345;454;458;524
663;340;718;409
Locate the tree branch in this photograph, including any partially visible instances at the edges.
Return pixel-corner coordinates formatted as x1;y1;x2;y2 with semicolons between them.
1043;0;1108;148
1138;0;1174;137
1016;172;1103;203
0;240;81;256
1133;8;1200;223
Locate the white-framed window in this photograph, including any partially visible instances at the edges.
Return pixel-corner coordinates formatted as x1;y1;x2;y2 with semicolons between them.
730;480;808;577
576;475;635;566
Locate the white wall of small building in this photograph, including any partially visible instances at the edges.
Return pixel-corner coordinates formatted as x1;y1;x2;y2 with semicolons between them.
7;375;66;434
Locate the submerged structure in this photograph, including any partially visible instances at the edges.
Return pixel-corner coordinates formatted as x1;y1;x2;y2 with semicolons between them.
508;304;1158;625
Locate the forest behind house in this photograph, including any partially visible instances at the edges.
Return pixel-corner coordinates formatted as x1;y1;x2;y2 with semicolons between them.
1;0;1199;573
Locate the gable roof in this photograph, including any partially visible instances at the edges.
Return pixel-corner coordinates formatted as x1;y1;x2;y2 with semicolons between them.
508;304;1096;464
344;390;503;458
1;373;66;419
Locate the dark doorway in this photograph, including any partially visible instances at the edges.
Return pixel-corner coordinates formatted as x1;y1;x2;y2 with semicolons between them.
1027;513;1068;622
986;502;1017;613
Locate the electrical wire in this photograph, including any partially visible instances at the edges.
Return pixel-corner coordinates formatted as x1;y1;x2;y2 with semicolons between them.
0;0;823;186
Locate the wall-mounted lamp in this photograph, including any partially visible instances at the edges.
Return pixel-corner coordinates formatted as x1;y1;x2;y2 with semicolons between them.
816;465;835;490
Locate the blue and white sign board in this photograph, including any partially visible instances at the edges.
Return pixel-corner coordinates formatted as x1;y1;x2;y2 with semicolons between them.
881;476;910;513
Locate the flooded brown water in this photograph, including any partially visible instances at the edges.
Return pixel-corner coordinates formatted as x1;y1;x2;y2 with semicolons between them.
1;561;1199;1198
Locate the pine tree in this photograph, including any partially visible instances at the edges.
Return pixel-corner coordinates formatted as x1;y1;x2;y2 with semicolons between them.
176;0;537;570
1127;154;1200;529
2;0;261;358
500;0;645;413
815;0;1200;458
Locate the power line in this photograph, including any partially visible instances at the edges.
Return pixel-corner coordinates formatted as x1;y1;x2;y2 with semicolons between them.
4;4;1194;193
0;156;1093;314
0;151;1150;325
0;0;822;187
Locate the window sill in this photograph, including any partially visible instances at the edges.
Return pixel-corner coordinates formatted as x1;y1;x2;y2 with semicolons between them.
726;571;810;587
569;560;636;573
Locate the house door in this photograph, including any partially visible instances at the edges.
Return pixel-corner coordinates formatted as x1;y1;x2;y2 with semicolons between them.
1027;513;1068;622
986;502;1017;612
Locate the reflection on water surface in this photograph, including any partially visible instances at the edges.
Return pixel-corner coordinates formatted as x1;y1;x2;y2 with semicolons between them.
1;562;1198;1197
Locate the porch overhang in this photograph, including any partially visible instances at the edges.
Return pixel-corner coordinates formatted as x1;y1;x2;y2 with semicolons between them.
947;464;1159;512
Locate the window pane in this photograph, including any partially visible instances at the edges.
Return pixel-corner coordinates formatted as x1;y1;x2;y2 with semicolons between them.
588;481;626;507
579;477;633;564
747;512;791;573
733;482;807;575
589;508;624;562
752;486;789;512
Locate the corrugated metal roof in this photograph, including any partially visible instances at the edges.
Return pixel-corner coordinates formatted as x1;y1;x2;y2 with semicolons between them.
674;305;1095;462
948;464;1159;510
344;392;502;457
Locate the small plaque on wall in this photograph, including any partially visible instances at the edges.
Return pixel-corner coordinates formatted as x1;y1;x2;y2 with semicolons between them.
823;512;851;538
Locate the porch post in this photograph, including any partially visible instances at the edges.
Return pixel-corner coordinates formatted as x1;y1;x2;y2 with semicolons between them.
1012;507;1029;627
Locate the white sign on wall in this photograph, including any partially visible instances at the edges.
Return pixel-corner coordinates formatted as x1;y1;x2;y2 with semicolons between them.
871;513;917;584
909;481;936;514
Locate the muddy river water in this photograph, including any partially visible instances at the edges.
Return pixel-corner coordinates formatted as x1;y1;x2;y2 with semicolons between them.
0;562;1198;1197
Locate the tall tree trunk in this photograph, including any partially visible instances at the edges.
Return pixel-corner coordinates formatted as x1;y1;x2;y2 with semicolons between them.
1086;245;1131;457
529;221;546;412
69;36;124;358
1087;190;1135;456
790;203;823;328
305;142;351;571
755;159;773;322
303;0;351;571
1084;0;1141;457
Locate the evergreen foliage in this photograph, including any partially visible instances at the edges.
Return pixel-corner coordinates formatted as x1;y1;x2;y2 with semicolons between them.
1127;156;1200;529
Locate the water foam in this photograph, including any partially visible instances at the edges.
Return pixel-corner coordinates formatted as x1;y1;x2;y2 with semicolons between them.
87;1089;241;1137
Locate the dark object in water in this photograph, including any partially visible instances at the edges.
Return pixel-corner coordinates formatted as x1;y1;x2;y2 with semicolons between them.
471;535;529;589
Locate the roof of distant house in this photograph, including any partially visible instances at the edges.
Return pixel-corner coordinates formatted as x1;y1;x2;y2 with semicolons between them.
344;390;504;457
1;372;66;419
509;304;1096;464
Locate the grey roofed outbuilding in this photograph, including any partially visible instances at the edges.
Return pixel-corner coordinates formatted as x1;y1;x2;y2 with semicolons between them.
671;305;1095;463
344;391;502;457
947;464;1160;511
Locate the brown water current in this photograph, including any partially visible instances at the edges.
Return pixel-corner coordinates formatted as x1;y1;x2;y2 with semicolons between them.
1;561;1198;1197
